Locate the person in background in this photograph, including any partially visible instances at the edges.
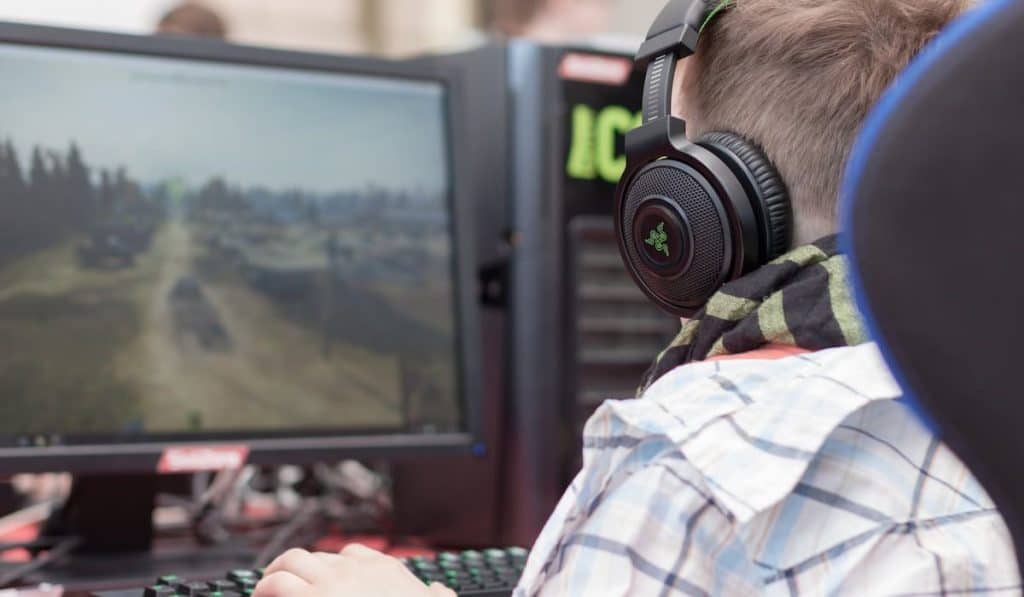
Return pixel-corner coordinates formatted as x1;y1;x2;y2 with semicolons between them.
250;0;1021;595
156;2;227;40
491;0;612;43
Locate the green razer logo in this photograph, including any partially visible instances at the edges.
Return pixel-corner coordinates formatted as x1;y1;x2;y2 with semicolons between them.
645;222;670;257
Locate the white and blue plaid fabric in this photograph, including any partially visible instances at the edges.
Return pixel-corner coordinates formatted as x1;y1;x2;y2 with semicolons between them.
515;344;1020;595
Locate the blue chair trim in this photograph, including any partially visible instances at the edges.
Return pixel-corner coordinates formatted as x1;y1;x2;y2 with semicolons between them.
839;0;1015;431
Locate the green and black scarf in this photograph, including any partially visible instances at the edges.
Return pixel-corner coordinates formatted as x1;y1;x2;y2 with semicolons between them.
640;235;868;392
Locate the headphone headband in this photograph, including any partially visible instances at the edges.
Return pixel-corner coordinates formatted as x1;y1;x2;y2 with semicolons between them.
637;0;724;126
636;0;716;67
616;0;791;317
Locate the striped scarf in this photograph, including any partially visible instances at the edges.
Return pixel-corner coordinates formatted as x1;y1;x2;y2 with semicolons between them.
640;235;867;392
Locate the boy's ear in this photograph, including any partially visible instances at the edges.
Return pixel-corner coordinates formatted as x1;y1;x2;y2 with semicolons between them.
672;57;702;130
671;59;687;117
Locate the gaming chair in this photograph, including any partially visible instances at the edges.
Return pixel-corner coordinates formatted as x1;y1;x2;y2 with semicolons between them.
842;0;1024;574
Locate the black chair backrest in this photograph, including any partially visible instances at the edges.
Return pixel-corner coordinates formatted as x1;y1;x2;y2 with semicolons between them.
843;0;1024;572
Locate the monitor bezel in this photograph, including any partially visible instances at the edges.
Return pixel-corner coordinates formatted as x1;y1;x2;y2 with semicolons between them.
0;21;484;473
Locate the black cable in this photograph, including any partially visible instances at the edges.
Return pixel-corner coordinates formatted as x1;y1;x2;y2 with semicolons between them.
0;536;80;589
0;539;58;553
252;501;322;569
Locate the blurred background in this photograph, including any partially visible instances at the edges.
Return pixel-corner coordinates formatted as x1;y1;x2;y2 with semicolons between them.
0;0;666;56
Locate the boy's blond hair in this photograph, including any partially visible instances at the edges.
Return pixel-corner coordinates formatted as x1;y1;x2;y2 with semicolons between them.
685;0;969;242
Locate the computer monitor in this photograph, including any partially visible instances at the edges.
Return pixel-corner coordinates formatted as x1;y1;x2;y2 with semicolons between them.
0;22;482;477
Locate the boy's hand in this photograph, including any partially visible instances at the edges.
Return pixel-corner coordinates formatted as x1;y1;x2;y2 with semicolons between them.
253;544;455;597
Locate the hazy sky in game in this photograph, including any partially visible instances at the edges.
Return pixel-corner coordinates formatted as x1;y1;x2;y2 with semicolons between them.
0;42;449;195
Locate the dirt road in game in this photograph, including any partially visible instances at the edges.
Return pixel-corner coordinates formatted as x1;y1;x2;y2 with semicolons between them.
0;215;403;435
131;214;402;432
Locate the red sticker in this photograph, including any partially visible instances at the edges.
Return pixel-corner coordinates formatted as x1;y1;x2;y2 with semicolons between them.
157;444;250;473
558;52;633;86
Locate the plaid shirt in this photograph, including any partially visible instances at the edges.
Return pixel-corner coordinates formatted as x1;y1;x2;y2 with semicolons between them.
515;344;1020;595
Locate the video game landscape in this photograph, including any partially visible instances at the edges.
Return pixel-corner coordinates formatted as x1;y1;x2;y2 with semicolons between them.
0;44;459;436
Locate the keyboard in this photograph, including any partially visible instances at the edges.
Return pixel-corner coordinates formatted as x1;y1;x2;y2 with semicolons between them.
91;547;527;597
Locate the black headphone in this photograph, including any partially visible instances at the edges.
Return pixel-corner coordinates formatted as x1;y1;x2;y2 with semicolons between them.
615;0;792;317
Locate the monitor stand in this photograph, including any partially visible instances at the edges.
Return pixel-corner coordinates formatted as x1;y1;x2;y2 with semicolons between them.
19;474;256;592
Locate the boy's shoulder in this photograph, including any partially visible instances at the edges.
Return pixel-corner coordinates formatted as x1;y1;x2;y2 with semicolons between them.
519;344;1011;595
581;343;903;522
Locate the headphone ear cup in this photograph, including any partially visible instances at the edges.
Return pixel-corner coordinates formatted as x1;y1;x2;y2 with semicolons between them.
699;132;791;261
616;158;735;317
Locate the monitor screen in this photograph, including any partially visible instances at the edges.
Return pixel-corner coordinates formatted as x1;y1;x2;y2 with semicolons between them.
0;40;464;449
